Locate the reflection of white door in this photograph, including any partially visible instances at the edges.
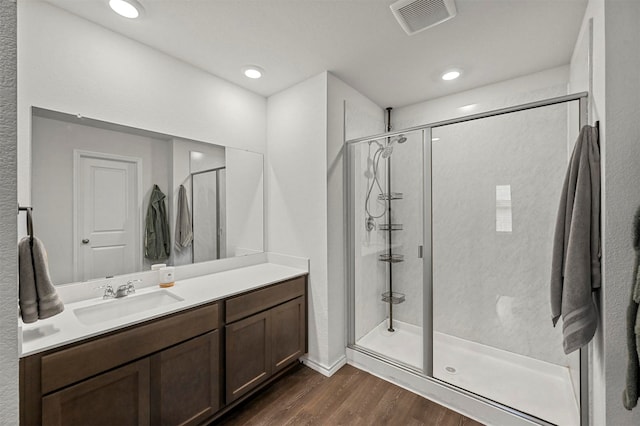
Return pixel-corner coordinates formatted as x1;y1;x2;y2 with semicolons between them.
74;151;141;282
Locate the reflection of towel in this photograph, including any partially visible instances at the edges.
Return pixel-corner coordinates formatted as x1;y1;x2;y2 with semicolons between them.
550;125;600;354
624;206;640;410
18;236;64;323
175;185;193;250
145;184;171;261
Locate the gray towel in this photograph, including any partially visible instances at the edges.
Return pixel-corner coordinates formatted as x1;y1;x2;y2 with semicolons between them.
145;184;171;261
550;124;600;354
175;184;193;250
623;206;640;410
18;236;64;323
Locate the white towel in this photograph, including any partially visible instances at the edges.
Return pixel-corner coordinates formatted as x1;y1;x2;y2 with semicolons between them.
175;184;193;250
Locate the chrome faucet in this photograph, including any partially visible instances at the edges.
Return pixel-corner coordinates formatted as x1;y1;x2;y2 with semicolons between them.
114;284;129;298
102;279;140;299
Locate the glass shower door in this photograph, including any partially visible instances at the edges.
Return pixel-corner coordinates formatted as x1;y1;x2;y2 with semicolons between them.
349;129;425;371
430;101;581;426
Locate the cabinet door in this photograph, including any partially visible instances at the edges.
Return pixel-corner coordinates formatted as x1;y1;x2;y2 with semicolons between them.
271;296;306;373
42;358;150;426
225;311;271;403
151;331;220;426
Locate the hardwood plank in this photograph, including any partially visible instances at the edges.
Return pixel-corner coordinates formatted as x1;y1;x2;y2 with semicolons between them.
324;371;386;424
220;365;325;425
214;364;484;426
462;416;485;426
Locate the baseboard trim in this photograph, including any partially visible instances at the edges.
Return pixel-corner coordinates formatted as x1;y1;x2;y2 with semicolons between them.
300;355;347;377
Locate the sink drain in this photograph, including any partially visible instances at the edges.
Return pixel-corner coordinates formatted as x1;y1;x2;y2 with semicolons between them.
445;366;457;374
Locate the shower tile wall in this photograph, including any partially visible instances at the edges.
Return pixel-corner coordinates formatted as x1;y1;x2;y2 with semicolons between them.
384;83;568;334
431;103;570;366
388;132;423;327
354;143;388;340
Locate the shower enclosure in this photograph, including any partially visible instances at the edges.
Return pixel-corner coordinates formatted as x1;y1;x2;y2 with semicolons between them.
346;93;588;426
191;167;226;262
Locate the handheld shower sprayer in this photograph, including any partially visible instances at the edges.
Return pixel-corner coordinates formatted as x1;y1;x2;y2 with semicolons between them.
364;134;407;231
381;134;407;158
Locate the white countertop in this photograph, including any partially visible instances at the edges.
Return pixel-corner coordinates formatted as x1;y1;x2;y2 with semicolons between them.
20;262;307;357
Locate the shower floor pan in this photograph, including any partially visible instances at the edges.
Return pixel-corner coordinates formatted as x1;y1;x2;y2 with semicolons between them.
357;320;579;426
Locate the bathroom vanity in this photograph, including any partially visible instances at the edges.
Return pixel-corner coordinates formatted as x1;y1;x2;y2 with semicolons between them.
19;264;308;426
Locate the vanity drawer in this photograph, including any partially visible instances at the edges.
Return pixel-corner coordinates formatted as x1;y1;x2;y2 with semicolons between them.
40;302;218;394
225;276;305;323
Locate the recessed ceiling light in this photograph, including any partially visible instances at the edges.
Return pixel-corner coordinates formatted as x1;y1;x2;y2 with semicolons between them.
441;69;462;81
242;66;264;79
109;0;143;19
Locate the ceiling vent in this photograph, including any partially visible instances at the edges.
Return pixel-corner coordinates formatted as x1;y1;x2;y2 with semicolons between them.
390;0;457;35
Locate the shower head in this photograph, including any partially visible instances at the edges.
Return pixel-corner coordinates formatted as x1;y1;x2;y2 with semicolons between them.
381;134;407;158
393;135;407;144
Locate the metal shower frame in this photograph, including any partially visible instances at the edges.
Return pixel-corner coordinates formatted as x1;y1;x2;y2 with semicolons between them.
190;166;226;262
345;91;591;426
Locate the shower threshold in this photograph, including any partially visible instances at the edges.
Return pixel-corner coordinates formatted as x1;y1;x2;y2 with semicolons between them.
356;319;579;426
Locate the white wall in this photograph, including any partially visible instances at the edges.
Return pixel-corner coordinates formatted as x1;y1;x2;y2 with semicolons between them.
226;149;264;256
267;73;329;368
267;71;383;373
327;73;384;364
17;0;267;207
0;1;18;424
600;1;640;425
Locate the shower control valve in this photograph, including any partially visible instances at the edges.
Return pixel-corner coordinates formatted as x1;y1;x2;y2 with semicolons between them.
366;216;376;232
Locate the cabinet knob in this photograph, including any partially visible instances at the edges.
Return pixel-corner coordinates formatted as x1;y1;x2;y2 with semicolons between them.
82;239;90;244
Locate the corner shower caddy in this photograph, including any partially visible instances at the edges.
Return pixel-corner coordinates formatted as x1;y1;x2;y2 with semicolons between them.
378;108;405;332
377;191;405;308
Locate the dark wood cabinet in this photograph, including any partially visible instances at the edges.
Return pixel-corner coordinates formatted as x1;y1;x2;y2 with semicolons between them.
151;331;220;426
42;358;150;426
21;274;308;426
225;277;307;404
21;303;220;426
271;296;305;373
225;311;271;403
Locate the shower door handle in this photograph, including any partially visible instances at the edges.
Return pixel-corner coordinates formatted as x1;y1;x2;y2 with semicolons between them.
418;245;423;259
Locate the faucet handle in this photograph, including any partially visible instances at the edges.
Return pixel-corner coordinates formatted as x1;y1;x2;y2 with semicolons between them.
126;279;141;294
100;284;116;299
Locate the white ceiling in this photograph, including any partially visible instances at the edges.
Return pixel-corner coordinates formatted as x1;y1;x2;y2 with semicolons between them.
45;0;587;108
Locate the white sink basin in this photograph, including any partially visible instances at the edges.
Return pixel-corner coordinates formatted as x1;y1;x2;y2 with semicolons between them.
74;290;184;326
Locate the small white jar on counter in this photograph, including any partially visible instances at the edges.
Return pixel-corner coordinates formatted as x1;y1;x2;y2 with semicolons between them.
159;266;175;288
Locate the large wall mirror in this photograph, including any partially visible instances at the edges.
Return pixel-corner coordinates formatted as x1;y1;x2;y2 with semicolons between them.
31;107;264;286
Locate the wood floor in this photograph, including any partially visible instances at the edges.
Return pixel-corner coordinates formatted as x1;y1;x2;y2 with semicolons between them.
215;364;484;426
